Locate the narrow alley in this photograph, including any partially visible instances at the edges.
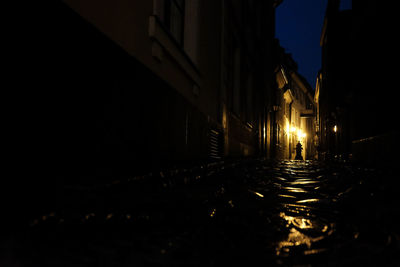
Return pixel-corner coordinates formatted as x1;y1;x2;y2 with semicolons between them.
7;159;399;266
5;0;399;266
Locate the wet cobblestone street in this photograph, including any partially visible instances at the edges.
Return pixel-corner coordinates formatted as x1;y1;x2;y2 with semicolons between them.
3;160;400;266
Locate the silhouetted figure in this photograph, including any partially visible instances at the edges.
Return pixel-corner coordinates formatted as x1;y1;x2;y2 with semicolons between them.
295;141;303;160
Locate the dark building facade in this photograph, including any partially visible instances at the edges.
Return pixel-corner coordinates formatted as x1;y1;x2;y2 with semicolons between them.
220;0;282;159
12;0;282;184
5;0;285;227
316;0;398;164
317;0;353;160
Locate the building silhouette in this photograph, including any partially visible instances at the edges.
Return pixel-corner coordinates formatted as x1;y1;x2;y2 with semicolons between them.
316;0;398;163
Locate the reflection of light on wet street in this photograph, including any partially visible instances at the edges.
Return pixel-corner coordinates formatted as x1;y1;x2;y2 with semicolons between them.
283;203;314;214
209;208;216;217
296;198;320;203
249;189;264;198
276;228;323;255
23;159;399;266
276;210;334;257
281;187;309;193
278;194;297;199
288;180;319;185
254;192;264;198
274;160;336;258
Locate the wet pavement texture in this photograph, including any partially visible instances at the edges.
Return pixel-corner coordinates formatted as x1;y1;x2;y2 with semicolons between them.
3;160;400;266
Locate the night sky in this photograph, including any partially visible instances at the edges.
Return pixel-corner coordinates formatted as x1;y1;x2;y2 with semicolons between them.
276;0;352;90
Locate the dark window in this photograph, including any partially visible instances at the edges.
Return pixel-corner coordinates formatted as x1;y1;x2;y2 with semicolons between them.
164;0;185;45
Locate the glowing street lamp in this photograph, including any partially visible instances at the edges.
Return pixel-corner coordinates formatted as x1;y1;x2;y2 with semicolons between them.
297;130;306;139
297;129;302;138
333;125;337;133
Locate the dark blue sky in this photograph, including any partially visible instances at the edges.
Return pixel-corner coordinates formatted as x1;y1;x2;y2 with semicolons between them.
275;0;352;89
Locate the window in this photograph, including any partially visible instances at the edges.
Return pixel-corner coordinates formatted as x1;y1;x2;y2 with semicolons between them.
150;0;201;86
152;0;200;65
164;0;185;45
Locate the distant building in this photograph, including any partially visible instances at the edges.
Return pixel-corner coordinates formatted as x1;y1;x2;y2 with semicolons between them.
274;44;316;160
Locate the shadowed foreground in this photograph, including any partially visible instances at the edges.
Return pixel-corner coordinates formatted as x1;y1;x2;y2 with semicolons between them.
2;160;399;266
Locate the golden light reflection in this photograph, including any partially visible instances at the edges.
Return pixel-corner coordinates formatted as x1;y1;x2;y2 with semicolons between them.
276;227;326;256
282;187;308;193
296;199;320;204
278;194;297;199
289;180;319;185
276;212;328;256
210;208;216;218
303;248;328;255
279;212;315;230
255;192;264;198
284;203;311;211
249;189;264;198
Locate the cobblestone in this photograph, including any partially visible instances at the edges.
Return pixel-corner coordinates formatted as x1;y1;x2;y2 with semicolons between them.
2;159;400;266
